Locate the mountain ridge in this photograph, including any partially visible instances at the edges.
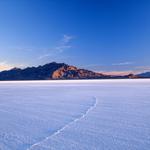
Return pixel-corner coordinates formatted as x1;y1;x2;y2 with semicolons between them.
0;62;146;80
137;72;150;78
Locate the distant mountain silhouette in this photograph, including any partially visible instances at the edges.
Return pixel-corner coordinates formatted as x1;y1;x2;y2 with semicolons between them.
0;62;141;80
138;72;150;78
0;62;64;80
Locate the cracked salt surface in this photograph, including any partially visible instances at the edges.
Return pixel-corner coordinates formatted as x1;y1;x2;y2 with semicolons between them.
0;79;150;150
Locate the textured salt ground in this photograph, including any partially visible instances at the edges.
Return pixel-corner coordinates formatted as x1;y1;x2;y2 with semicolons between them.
0;79;150;150
27;97;97;150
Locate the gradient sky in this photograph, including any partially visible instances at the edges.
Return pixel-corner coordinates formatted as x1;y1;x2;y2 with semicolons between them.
0;0;150;73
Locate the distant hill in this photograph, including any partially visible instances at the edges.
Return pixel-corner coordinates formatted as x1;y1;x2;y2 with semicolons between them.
52;65;110;79
0;62;64;80
138;72;150;78
0;62;141;80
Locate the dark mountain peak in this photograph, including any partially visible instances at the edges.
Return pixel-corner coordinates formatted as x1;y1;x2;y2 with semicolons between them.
0;62;109;80
11;67;21;71
0;62;74;80
40;62;66;69
0;62;146;81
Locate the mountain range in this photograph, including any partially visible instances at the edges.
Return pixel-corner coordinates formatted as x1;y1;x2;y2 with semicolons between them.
137;72;150;78
0;62;149;80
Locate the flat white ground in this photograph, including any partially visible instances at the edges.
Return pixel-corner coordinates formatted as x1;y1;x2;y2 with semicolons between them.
0;79;150;150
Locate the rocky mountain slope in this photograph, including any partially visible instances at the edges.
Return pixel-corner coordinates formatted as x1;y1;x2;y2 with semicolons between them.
52;65;109;79
0;62;140;80
0;62;64;80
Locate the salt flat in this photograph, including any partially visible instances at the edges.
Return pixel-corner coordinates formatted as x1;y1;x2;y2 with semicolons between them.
0;79;150;150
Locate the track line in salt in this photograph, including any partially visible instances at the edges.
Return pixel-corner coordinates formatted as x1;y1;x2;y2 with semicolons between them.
27;97;98;150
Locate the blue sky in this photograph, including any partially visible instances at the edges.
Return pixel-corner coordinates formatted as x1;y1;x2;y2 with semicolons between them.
0;0;150;74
